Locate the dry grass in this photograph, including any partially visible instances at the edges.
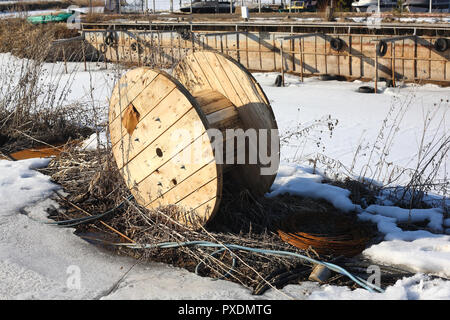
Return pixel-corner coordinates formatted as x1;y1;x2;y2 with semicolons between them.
37;145;393;295
0;19;78;59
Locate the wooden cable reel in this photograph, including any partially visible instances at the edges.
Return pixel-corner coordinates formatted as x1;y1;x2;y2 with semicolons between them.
109;51;279;229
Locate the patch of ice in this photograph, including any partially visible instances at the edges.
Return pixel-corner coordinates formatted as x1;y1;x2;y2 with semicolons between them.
0;159;58;216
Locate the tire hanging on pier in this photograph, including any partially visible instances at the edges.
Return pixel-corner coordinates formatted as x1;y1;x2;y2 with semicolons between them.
434;38;448;52
376;40;388;57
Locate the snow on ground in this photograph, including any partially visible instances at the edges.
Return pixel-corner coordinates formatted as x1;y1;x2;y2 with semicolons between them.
0;55;449;299
255;73;449;189
1;159;449;300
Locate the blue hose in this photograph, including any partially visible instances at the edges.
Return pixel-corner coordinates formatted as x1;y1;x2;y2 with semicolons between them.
114;240;385;293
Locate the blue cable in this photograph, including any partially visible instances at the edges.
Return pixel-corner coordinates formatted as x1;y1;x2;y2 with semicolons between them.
114;240;385;293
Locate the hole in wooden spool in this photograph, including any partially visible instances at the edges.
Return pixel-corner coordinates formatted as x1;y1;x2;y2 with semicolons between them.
122;103;140;136
171;179;177;186
156;148;163;157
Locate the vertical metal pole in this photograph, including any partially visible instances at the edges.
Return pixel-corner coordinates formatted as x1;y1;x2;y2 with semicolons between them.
236;24;240;63
170;0;173;12
62;46;68;74
230;0;233;13
391;41;396;87
152;0;155;13
190;0;193;13
280;40;285;87
259;0;261;13
429;0;432;13
299;38;304;82
289;0;291;13
374;42;378;93
82;40;87;71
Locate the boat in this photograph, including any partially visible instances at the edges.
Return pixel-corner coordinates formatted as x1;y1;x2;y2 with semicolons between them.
402;0;450;12
282;0;317;12
180;0;235;13
351;0;397;12
26;12;72;24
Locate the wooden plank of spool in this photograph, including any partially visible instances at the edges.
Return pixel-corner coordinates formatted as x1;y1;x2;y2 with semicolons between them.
110;52;279;229
173;51;279;197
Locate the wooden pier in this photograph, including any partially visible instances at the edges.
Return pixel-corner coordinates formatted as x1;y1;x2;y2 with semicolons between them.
81;19;450;85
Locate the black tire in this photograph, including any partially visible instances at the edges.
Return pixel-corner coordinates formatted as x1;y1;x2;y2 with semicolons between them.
357;85;375;93
330;38;344;51
386;79;394;88
130;42;142;52
180;29;191;41
434;38;448;52
319;74;338;81
376;40;388;57
105;32;116;47
274;74;282;87
99;43;107;54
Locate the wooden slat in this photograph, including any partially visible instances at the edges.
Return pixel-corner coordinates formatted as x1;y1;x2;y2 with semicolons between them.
109;69;160;124
111;88;193;169
194;90;235;115
146;162;218;208
123;131;216;202
116;107;206;186
206;106;238;128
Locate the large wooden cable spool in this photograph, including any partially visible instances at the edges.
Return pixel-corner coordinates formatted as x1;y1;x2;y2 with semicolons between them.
109;51;279;229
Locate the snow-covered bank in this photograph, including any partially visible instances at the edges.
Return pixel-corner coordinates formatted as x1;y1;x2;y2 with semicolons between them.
1;159;449;299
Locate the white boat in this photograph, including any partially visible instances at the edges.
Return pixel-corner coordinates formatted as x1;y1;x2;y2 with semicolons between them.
351;0;397;12
180;0;234;13
403;0;450;12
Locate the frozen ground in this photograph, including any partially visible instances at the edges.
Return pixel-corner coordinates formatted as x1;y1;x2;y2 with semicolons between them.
0;55;449;299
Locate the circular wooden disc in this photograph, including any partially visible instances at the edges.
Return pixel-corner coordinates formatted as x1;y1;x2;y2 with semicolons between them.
173;51;279;196
109;68;222;228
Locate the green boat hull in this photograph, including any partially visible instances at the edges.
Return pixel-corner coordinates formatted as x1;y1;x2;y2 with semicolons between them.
27;12;72;24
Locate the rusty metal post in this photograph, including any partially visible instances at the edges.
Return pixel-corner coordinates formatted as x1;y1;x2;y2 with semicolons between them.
82;40;87;71
374;42;378;93
299;38;304;82
280;39;285;87
391;41;396;87
62;46;68;74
